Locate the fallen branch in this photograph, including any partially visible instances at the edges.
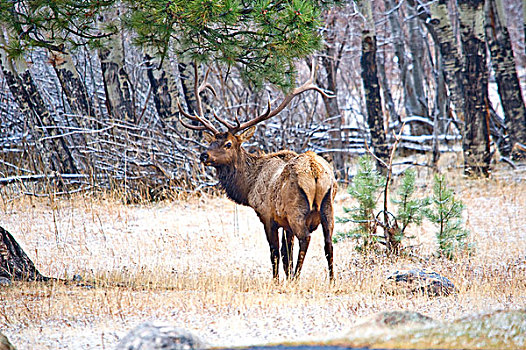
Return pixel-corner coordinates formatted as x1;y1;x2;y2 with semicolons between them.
0;174;89;186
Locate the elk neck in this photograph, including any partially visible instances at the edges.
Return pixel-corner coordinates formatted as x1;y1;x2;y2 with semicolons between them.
215;148;261;206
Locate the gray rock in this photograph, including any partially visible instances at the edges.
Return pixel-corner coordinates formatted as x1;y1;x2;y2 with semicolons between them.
0;332;15;350
0;278;11;288
115;322;207;350
364;311;434;327
382;268;456;296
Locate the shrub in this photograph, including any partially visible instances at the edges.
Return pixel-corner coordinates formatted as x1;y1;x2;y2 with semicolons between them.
388;168;430;253
334;155;385;251
426;174;471;259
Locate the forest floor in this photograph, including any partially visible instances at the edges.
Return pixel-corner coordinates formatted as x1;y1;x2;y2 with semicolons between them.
0;161;525;349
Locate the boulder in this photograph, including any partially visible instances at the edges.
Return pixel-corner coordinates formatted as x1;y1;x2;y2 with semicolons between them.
362;310;434;327
115;322;207;350
382;268;456;296
0;333;15;350
332;309;526;349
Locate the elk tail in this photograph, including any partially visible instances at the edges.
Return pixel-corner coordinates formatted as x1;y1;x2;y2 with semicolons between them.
298;178;317;212
297;160;332;212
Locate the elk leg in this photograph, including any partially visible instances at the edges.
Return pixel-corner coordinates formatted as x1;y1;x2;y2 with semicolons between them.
281;229;294;279
264;221;280;280
321;193;335;281
294;235;311;279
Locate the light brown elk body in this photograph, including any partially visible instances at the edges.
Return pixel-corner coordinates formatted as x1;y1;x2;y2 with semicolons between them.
179;66;336;280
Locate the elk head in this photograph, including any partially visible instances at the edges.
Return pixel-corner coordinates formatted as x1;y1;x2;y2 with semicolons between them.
199;127;255;166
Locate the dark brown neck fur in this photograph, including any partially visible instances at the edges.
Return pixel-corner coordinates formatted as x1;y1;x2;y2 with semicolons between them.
215;149;260;206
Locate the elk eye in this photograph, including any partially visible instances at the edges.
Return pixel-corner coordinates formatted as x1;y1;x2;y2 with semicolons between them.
224;141;232;149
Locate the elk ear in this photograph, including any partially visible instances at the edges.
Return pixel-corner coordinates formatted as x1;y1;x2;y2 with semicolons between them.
239;126;256;142
203;132;215;143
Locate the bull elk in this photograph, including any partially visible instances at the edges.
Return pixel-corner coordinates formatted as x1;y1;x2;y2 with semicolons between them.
179;65;336;281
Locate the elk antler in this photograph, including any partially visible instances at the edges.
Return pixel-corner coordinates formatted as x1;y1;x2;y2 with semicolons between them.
177;64;220;135
177;100;220;134
178;61;334;135
230;61;335;133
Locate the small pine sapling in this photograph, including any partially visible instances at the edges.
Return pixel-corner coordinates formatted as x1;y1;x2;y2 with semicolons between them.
365;124;413;255
426;174;471;259
388;168;430;253
334;155;385;252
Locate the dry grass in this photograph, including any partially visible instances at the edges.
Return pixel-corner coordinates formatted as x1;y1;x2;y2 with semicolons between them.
0;164;525;349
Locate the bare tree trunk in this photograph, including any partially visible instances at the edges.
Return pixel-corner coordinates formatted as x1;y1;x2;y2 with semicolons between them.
382;0;405;126
177;60;210;138
425;0;467;121
385;0;430;135
0;226;48;281
177;61;198;115
485;0;526;159
433;56;450;166
317;11;345;179
50;50;95;120
406;4;431;123
144;50;179;127
50;49;103;176
357;1;389;170
377;50;400;125
20;62;79;175
413;0;490;174
98;13;135;123
458;0;491;177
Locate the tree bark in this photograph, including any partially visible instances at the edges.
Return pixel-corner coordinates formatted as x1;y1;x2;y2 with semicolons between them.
433;56;450;166
98;13;135;123
358;2;389;170
50;50;95;120
317;11;345;179
178;61;198;115
458;0;491;177
385;0;430;135
485;0;526;159
377;49;400;126
414;0;491;175
49;49;96;172
144;50;179;127
524;0;526;57
425;0;467;121
406;4;431;124
0;226;48;281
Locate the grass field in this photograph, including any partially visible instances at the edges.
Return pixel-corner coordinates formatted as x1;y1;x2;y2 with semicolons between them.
0;163;525;349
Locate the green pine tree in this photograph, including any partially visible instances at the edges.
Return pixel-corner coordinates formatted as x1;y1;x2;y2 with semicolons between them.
426;174;471;259
0;0;116;58
1;0;337;89
124;0;334;90
334;155;385;251
391;168;430;245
